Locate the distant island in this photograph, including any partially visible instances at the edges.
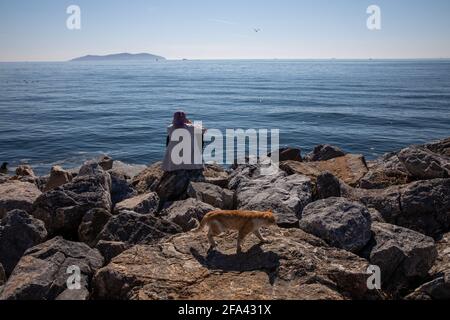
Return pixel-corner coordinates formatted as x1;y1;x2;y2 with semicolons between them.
70;53;166;62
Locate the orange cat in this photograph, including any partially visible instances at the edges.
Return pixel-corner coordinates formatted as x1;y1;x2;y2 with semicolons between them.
195;210;277;253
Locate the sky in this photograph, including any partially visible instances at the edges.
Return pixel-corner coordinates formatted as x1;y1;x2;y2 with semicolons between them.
1;0;450;61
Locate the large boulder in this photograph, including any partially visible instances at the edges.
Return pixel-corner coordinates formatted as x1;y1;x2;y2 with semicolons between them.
425;137;450;157
43;166;73;192
358;153;411;189
187;182;234;210
159;198;215;232
342;178;450;238
230;168;313;228
0;237;104;300
281;154;368;187
114;192;159;215
397;146;449;180
299;198;372;253
131;162;229;201
316;171;341;199
365;222;437;296
305;144;346;162
32;162;112;239
406;231;450;300
0;210;47;276
95;240;130;264
109;170;137;205
0;181;42;219
97;210;181;245
92;227;377;300
78;208;112;247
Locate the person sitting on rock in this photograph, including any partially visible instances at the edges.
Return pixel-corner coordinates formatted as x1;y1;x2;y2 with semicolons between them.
162;111;206;172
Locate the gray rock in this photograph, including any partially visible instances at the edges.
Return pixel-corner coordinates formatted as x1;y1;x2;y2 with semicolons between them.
407;232;450;299
0;181;42;219
95;240;130;264
299;197;372;252
305;144;345;162
131;162;225;202
32;162;112;238
187;182;234;210
55;287;90;300
316;171;341;199
44;166;73;192
109;170;137;205
15;165;35;178
358;152;411;189
0;263;5;286
230;168;313;228
398;146;449;180
399;179;450;237
0;210;47;276
367;222;437;296
0;236;103;300
114;192;159;215
78;208;112;247
160;198;215;232
342;178;450;238
98;155;113;171
97;210;181;245
92;227;377;300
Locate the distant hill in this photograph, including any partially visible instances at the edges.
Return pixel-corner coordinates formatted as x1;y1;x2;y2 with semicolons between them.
70;53;166;62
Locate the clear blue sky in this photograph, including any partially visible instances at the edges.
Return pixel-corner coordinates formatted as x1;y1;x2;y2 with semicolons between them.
1;0;450;61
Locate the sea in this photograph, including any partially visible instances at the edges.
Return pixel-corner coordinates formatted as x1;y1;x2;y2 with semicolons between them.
0;59;449;175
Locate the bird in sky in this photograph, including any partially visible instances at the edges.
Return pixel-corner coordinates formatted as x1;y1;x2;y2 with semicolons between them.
254;28;261;33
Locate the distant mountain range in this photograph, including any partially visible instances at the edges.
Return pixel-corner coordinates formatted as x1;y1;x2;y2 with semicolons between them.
70;53;166;62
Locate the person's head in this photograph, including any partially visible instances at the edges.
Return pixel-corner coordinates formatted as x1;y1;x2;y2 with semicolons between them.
172;111;189;128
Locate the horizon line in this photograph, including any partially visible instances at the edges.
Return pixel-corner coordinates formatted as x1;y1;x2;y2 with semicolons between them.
2;57;450;63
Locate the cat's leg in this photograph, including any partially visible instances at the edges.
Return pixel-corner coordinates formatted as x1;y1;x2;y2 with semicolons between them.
253;228;269;244
237;223;253;254
207;221;221;252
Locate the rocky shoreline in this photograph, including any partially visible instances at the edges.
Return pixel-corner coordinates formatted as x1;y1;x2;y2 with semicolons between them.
0;137;449;300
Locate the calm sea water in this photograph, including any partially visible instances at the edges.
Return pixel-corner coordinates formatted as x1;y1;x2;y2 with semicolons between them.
0;60;449;175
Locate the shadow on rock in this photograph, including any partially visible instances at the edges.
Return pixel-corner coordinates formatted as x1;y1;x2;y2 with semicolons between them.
190;244;280;285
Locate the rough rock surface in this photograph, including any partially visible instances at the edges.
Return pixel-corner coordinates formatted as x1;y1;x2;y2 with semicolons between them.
299;198;372;252
78;208;112;247
159;198;216;232
109;171;137;205
0;181;42;219
230;168;313;228
269;147;302;162
281;154;368;187
187;182;234;210
398;146;449;180
55;287;90;300
0;237;103;300
406;232;450;299
95;240;130;264
114;192;159;215
97;210;181;245
316;171;341;199
92;227;376;300
32;162;112;238
132;162;229;201
44;166;73;191
0;263;5;286
0;210;47;276
305;144;346;162
342;178;450;238
365;222;437;295
359;153;410;189
15;165;35;177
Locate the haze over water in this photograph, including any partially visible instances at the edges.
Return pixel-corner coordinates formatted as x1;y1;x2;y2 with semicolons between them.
0;59;449;175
